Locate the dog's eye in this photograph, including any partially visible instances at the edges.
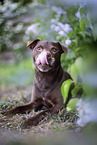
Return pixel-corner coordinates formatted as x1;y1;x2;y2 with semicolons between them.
51;47;58;53
36;47;42;51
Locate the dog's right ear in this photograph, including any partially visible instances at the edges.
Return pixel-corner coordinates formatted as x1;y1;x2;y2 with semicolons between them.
27;39;40;49
57;42;68;54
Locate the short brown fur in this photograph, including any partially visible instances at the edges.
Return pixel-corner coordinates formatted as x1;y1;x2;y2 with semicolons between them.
1;39;72;128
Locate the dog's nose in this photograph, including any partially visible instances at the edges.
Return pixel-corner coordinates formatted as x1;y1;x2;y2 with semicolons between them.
47;53;51;61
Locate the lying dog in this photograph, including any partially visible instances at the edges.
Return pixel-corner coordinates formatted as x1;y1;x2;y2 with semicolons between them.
1;39;73;128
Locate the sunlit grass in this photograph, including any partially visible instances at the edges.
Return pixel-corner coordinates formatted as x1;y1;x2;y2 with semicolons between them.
0;59;35;87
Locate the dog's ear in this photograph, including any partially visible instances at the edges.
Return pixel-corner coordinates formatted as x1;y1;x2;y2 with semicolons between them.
58;42;68;54
27;39;40;49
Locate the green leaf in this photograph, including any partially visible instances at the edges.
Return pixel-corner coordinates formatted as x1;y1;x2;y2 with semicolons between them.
75;57;84;74
67;98;78;112
92;24;97;41
70;57;84;83
61;79;73;103
71;83;82;97
66;51;76;60
80;17;85;33
70;63;78;83
79;7;84;17
84;17;93;30
87;12;93;30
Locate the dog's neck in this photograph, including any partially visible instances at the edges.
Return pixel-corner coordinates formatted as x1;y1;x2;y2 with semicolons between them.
34;65;63;91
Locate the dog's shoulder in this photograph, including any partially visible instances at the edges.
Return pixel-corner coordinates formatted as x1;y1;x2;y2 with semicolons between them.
63;70;72;81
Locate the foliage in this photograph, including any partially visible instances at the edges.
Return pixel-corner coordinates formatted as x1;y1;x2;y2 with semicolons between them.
61;57;85;112
11;0;33;5
61;79;73;103
79;4;97;40
0;0;97;63
0;0;35;62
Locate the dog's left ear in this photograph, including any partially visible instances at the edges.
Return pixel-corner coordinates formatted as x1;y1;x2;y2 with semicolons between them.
27;39;40;49
58;42;68;54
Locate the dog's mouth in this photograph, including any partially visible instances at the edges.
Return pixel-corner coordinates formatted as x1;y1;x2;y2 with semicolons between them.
35;50;55;72
36;64;51;72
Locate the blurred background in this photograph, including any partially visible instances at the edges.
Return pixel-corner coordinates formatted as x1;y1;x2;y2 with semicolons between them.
0;0;97;135
0;0;97;86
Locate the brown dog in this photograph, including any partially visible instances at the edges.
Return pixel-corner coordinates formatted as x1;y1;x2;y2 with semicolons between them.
1;39;72;128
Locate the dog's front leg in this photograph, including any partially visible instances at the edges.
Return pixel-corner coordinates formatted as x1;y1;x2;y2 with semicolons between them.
0;98;44;116
0;102;35;115
21;104;60;128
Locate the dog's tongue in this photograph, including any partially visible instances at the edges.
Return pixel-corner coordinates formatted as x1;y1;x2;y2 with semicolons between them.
40;51;49;65
45;53;49;65
36;51;49;65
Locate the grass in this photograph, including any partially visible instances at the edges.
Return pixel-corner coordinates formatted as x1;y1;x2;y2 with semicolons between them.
0;84;79;133
0;59;35;87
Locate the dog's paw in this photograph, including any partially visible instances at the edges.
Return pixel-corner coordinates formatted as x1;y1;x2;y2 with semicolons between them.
21;117;39;129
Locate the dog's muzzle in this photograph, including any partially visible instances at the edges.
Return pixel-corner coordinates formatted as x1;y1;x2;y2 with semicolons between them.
35;50;55;72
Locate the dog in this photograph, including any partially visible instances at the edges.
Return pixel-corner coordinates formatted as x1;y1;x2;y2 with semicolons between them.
1;39;73;128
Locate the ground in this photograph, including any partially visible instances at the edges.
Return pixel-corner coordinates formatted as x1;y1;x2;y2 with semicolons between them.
0;85;81;145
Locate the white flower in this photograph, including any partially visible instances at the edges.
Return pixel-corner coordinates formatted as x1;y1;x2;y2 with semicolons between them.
58;31;66;37
54;26;61;32
15;23;23;33
57;22;73;33
51;6;66;16
64;24;73;33
25;23;40;35
50;24;56;30
51;19;57;23
75;11;81;19
76;99;97;127
65;39;71;46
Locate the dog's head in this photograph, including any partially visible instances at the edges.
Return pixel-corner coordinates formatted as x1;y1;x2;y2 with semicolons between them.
27;39;68;72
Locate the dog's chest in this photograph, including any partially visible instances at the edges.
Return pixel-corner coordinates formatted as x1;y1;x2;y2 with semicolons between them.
37;76;53;90
33;74;62;99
